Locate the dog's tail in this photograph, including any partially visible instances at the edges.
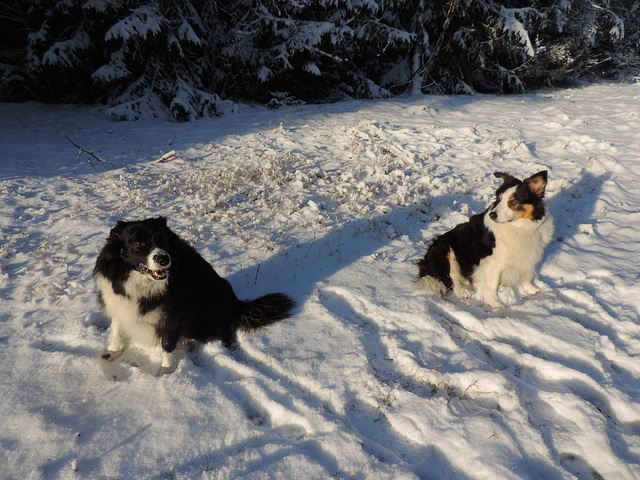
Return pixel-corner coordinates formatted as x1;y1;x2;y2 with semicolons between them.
413;275;448;296
238;293;296;331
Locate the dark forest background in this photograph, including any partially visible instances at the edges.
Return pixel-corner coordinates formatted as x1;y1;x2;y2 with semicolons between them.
1;0;638;120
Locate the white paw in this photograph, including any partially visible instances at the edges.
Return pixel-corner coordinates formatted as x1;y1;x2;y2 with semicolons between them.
161;351;174;370
486;298;505;309
477;291;504;308
454;285;474;299
102;348;124;362
521;282;540;296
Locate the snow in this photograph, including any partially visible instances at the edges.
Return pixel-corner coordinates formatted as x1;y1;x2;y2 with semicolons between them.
1;82;640;479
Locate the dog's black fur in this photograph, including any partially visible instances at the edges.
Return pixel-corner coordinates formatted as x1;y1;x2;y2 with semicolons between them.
94;217;295;367
417;212;495;292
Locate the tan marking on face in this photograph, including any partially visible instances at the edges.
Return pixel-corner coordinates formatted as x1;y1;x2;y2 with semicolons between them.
507;193;535;219
521;204;535;219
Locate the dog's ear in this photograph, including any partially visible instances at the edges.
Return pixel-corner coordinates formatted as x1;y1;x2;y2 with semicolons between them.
526;171;548;198
150;216;168;227
493;172;518;184
110;220;127;237
493;172;521;194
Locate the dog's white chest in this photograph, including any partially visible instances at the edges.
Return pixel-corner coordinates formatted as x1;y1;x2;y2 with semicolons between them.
95;272;166;346
481;214;554;286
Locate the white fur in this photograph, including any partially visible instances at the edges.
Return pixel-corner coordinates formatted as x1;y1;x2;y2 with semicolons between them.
95;269;172;366
448;249;473;298
472;210;554;307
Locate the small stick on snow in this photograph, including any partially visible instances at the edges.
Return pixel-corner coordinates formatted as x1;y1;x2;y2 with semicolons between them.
158;150;176;163
65;135;106;166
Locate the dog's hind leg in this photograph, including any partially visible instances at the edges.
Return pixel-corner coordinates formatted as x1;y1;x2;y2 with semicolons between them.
221;324;239;350
448;249;473;299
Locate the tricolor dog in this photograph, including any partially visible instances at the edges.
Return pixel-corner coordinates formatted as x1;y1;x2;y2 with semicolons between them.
416;171;554;307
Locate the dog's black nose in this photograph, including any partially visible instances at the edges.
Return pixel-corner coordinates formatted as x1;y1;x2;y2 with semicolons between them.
489;212;497;221
154;253;171;267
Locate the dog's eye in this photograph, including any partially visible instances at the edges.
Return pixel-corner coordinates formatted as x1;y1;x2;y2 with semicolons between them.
133;241;145;248
508;199;518;208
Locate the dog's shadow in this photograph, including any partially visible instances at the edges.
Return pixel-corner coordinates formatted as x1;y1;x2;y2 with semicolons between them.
222;170;611;312
545;170;610;251
224;195;472;307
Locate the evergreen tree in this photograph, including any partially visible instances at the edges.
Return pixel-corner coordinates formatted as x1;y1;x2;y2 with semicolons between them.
0;0;637;119
89;0;220;120
1;0;96;102
407;0;638;94
0;0;221;120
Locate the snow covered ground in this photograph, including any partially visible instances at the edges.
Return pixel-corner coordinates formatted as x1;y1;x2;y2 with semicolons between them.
1;83;639;480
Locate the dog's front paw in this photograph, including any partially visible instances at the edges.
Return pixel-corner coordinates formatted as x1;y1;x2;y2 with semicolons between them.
453;284;474;299
521;282;540;296
477;291;504;308
486;298;505;309
156;365;175;376
160;350;176;370
102;349;124;362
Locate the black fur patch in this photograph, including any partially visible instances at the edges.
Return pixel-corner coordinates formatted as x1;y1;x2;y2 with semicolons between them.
418;212;495;289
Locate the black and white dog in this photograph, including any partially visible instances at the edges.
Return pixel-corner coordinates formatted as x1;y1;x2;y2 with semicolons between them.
93;217;295;370
416;171;554;307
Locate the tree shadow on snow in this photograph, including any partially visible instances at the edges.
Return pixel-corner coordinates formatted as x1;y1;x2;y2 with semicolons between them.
172;319;474;479
225;217;395;302
215;198;493;477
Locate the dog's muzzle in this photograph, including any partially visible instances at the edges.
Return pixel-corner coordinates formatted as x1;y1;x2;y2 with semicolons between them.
488;208;514;224
139;248;171;281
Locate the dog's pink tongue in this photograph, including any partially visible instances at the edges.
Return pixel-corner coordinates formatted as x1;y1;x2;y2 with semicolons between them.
151;269;167;280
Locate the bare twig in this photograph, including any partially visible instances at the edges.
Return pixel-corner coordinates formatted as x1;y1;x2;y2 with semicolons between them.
158;150;176;163
65;135;106;166
460;380;478;400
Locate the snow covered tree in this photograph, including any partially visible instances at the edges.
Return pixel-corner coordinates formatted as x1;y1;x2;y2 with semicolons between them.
0;0;96;102
0;0;221;120
407;0;638;94
89;0;220;120
0;0;638;118
217;0;413;106
0;1;30;100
